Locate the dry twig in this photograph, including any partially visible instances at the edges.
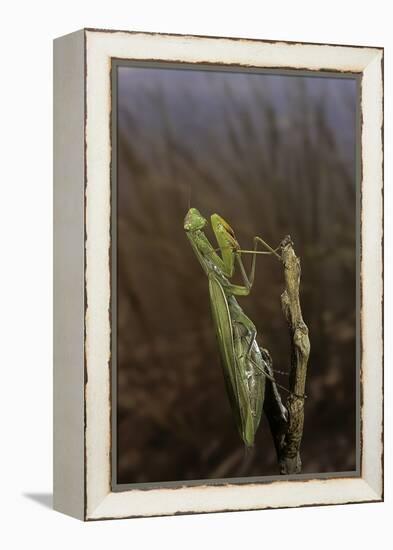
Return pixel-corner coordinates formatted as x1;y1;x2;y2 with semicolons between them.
263;235;311;474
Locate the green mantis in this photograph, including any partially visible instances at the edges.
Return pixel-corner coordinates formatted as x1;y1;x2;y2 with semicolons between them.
184;207;282;447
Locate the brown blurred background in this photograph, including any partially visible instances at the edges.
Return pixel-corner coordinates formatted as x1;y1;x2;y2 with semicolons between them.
115;65;358;484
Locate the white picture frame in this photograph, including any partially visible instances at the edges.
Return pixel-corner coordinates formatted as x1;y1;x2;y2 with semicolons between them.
53;28;383;521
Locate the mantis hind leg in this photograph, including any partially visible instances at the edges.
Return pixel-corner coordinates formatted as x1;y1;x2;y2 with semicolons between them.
230;306;258;360
231;311;262;417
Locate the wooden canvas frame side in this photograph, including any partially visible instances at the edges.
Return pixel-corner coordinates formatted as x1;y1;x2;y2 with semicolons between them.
54;28;383;521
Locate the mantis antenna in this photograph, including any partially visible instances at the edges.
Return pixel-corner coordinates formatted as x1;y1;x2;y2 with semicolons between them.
187;183;192;211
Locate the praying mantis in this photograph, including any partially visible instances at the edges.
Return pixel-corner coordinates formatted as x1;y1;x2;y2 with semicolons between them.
184;207;286;447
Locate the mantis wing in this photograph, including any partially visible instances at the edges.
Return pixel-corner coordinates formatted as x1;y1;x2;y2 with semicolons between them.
208;273;255;446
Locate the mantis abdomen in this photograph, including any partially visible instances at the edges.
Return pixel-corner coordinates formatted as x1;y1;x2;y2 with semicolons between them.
209;275;266;447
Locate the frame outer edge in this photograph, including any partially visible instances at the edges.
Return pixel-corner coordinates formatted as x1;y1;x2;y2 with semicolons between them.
360;49;384;499
53;29;86;521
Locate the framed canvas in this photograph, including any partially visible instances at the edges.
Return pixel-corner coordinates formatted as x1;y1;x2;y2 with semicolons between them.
53;28;383;521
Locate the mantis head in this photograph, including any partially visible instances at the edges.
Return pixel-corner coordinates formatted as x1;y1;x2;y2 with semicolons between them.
184;208;207;232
